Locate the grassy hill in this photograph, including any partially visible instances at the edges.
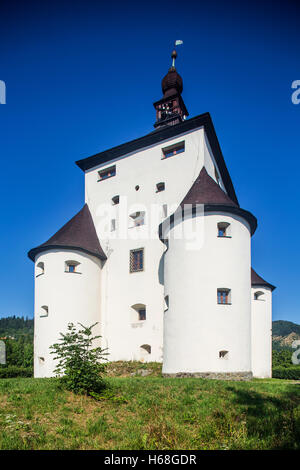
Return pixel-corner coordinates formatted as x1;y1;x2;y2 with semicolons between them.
0;375;299;450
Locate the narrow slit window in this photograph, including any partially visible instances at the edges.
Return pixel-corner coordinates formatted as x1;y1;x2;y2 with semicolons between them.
130;248;144;272
98;165;116;181
217;289;231;305
162;141;185;159
138;308;146;321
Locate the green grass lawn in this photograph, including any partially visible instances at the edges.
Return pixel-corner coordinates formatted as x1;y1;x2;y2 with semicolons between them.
0;375;299;450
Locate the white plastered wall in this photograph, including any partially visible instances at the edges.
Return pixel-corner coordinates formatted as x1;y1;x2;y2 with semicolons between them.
251;286;272;378
83;128;227;363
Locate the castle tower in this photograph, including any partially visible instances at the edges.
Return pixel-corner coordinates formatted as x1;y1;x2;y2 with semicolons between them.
28;204;106;377
251;268;275;378
160;167;257;378
153;47;188;128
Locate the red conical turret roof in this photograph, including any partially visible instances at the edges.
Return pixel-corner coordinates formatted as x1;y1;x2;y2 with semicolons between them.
180;166;238;208
28;204;106;261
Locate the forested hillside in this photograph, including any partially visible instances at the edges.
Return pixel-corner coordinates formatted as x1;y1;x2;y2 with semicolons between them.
0;316;33;338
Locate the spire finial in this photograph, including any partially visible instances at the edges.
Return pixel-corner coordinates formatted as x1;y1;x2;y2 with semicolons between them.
171;40;183;68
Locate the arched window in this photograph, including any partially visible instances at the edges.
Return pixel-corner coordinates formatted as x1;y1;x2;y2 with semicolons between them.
254;291;265;301
65;260;81;273
219;350;229;359
217;288;231;305
36;262;44;277
217;222;231;237
40;306;48;318
140;344;151;361
131;304;146;323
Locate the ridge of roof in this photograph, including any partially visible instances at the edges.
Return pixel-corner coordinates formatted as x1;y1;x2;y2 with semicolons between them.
28;204;107;262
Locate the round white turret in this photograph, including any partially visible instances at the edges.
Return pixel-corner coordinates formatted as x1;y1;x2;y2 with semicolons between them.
161;209;252;378
250;267;275;378
34;249;102;377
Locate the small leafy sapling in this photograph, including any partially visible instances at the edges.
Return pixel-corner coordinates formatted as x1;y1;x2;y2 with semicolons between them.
50;322;108;395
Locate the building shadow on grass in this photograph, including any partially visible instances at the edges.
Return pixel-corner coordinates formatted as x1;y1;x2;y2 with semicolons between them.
224;384;300;449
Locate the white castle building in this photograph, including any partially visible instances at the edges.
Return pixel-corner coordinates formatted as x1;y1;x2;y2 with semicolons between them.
29;48;275;379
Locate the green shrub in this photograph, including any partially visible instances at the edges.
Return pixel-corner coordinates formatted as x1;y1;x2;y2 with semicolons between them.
272;367;300;380
0;366;33;378
50;322;108;395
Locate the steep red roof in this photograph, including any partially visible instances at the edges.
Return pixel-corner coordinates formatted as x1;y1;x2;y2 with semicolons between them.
28;204;106;261
251;268;276;291
180;166;238;208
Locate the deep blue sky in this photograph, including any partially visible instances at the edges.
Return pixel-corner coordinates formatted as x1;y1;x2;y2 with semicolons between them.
0;0;299;323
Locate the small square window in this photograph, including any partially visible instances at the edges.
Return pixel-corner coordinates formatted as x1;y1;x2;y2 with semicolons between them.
156;182;165;192
218;222;230;237
130;248;144;272
98;165;116;181
162;141;185;159
217;289;231;305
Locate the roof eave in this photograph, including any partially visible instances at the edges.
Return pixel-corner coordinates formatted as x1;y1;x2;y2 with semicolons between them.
75;112;239;206
28;245;107;262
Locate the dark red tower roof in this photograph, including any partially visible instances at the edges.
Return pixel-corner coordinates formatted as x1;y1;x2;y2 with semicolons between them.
162;67;183;98
180;166;238;208
28;204;107;261
251;268;276;291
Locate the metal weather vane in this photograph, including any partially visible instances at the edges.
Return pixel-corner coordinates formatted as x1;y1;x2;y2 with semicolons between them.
171;40;183;68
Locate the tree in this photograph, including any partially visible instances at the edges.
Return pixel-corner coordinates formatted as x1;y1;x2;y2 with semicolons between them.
50;322;108;395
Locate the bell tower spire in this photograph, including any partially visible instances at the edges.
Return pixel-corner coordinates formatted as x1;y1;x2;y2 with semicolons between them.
153;41;189;128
